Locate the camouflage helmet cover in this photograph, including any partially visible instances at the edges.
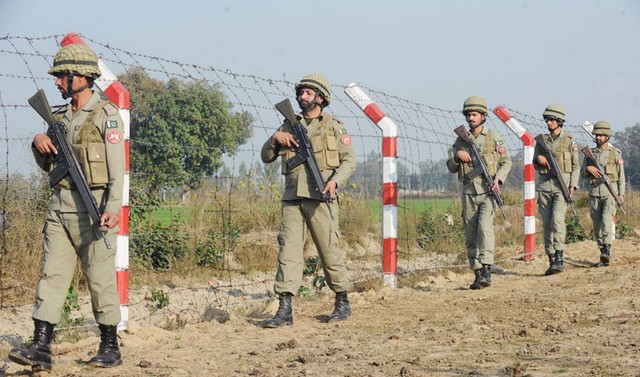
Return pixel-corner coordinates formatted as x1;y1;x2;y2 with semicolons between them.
48;44;101;78
295;74;331;106
542;104;566;122
462;96;488;115
592;120;613;136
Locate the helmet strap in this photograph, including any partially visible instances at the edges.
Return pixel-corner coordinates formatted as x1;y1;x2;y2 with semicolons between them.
60;72;74;99
63;72;89;99
297;91;321;112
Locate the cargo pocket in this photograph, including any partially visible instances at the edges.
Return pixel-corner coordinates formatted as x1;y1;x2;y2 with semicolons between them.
325;136;340;168
87;143;108;186
312;134;327;168
72;144;91;184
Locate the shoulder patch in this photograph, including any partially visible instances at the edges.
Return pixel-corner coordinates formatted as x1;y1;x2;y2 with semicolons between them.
106;120;119;129
340;134;352;146
106;129;123;144
102;103;119;116
496;139;504;146
339;129;348;135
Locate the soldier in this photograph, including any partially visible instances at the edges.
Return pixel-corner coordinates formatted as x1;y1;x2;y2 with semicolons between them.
533;105;580;275
9;43;125;370
446;96;512;290
581;121;625;267
260;74;357;327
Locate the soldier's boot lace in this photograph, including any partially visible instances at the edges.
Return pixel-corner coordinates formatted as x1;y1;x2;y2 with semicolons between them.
328;292;351;322
8;319;54;371
89;324;122;368
479;264;492;287
544;254;556;276
599;245;611;267
261;293;293;328
469;269;484;290
551;250;564;274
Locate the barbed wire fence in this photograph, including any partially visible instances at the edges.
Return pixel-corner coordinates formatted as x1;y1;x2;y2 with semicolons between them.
0;34;611;322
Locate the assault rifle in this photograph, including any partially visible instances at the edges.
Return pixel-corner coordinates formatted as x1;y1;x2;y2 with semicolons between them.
28;89;112;248
535;135;577;217
453;125;507;220
275;98;335;220
581;146;626;215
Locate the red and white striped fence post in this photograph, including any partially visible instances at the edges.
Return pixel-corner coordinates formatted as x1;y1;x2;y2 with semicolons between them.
345;84;398;288
493;106;536;261
60;33;131;329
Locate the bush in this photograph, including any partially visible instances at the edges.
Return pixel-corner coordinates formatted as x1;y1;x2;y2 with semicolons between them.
195;223;239;267
566;216;587;243
130;217;188;270
416;202;464;253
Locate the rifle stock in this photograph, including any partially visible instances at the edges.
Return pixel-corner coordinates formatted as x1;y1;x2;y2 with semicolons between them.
581;146;626;215
275;99;335;220
535;135;577;217
453;125;507;220
28;89;112;248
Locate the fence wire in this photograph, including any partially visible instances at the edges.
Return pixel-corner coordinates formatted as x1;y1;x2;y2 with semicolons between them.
0;33;621;315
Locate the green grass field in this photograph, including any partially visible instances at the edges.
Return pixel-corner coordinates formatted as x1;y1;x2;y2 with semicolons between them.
147;198;454;228
366;197;455;220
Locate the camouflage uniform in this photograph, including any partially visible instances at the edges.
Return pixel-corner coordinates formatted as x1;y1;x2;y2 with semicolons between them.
9;43;125;371
31;90;125;326
260;74;357;328
581;143;625;256
261;111;356;295
533;131;580;260
447;128;512;270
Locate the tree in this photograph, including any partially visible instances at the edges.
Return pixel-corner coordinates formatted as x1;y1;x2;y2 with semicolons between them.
119;68;253;192
614;122;640;189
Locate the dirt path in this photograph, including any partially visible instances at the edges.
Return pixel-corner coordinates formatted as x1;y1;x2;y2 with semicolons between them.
2;238;640;376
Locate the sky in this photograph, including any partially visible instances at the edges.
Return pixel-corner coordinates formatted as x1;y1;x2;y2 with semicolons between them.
1;0;639;173
2;0;639;126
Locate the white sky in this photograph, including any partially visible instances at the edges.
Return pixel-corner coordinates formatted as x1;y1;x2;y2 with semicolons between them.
2;0;638;128
1;0;639;174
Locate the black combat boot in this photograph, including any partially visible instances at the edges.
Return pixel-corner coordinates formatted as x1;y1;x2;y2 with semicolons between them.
479;264;492;287
328;292;351;322
261;293;293;328
89;324;122;368
8;319;54;371
544;254;555;276
469;269;484;290
599;245;611;267
551;250;564;273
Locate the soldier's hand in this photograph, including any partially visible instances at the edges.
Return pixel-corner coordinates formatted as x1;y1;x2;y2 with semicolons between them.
586;166;602;179
455;150;471;163
101;212;120;229
33;134;58;155
491;179;501;193
619;194;625;204
322;180;337;198
537;155;550;169
569;186;576;199
271;131;299;148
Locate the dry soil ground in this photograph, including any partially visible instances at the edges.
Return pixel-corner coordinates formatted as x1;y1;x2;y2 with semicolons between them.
2;238;640;377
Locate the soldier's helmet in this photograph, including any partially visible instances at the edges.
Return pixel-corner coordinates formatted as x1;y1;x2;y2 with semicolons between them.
592;121;613;136
462;96;488;115
542;104;566;122
48;44;101;79
295;74;331;107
